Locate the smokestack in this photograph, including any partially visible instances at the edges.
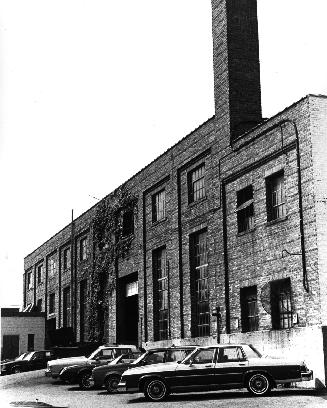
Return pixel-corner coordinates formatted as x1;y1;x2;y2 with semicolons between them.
211;0;262;140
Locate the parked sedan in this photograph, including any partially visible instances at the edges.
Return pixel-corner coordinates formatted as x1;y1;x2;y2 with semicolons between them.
119;344;313;401
1;350;55;375
45;344;138;379
91;345;196;392
59;352;141;387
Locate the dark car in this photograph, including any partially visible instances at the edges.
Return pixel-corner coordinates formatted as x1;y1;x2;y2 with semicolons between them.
1;350;55;375
91;346;197;392
57;348;141;387
119;344;313;401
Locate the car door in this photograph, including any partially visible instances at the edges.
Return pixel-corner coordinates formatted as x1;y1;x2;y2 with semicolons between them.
214;346;249;386
174;347;217;390
30;352;46;370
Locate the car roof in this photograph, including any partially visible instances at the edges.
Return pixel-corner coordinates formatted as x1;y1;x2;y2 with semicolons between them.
145;346;197;352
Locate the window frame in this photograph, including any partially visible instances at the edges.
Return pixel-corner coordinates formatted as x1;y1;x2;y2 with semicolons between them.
236;185;254;233
63;247;71;270
152;189;166;223
37;264;43;285
270;278;293;330
240;285;259;332
152;246;169;341
190;229;210;338
121;209;134;237
79;237;88;261
188;163;206;204
266;170;286;222
49;293;55;314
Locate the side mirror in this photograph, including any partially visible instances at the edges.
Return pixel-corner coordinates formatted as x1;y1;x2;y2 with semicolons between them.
188;359;193;367
95;356;100;361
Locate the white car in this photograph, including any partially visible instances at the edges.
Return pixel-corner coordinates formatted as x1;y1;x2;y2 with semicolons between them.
45;344;138;379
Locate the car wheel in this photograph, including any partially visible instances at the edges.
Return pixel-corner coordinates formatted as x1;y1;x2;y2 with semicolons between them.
247;373;271;396
79;372;93;390
12;366;21;374
104;375;120;393
144;378;168;402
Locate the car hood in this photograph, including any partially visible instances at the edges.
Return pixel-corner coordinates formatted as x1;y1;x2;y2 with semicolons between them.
93;362;130;374
48;356;87;367
123;362;178;376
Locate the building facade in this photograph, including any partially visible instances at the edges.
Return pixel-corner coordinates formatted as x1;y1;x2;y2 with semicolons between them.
24;0;327;387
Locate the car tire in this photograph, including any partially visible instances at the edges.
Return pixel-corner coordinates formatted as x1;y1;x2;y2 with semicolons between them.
144;378;168;402
78;372;93;390
12;366;21;374
104;375;120;393
246;373;271;396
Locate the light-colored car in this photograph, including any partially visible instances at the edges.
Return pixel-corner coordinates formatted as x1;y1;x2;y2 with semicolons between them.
119;344;313;401
45;344;138;379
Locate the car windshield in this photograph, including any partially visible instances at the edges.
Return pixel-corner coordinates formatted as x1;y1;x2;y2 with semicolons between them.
22;352;35;361
87;348;102;360
131;351;147;365
15;353;27;361
109;355;123;365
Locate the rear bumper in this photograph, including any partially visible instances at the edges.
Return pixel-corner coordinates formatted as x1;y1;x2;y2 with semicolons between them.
301;370;313;381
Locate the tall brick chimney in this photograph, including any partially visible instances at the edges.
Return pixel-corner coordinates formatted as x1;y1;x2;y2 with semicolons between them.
211;0;262;140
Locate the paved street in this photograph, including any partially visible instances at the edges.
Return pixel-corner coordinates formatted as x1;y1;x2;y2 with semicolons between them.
1;370;327;408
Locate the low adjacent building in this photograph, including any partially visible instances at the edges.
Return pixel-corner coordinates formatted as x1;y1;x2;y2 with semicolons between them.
1;308;45;360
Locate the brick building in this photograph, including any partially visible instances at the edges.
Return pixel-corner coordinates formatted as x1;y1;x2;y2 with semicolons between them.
24;0;327;387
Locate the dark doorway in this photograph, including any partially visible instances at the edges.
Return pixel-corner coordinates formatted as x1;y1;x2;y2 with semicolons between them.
117;274;138;346
2;335;19;360
46;317;56;347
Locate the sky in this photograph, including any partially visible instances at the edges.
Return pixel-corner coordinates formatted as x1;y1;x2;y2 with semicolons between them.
0;0;327;308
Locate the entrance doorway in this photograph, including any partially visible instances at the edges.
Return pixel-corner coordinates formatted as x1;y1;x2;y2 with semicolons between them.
117;275;138;345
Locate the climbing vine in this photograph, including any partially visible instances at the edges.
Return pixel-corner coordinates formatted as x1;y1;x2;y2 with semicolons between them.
88;186;138;342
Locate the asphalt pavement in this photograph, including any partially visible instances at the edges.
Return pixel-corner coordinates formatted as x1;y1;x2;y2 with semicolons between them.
1;370;327;408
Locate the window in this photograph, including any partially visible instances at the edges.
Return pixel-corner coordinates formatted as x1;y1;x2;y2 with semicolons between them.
37;298;42;312
63;247;71;270
122;209;134;237
80;237;88;261
63;286;71;327
152;189;166;222
144;351;166;364
37;264;43;285
240;286;259;332
48;256;56;278
153;247;168;340
190;230;210;337
237;185;254;233
266;171;286;221
80;280;87;342
27;271;33;290
188;164;206;203
218;346;245;363
192;348;216;364
271;278;292;329
27;334;34;351
49;293;55;314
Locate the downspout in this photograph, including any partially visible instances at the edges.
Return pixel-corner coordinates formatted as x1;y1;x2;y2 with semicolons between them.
142;192;148;342
177;169;185;338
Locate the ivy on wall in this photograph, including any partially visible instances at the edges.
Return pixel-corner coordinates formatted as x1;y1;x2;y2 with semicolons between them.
88;186;138;342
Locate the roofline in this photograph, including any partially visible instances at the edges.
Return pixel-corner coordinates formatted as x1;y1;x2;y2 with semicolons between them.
25;92;327;262
24;115;215;261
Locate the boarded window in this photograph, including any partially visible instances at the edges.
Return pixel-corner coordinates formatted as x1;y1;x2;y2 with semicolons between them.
240;286;259;332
